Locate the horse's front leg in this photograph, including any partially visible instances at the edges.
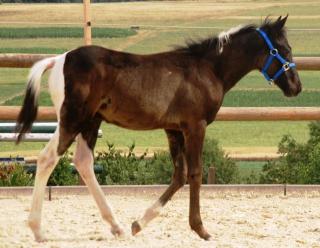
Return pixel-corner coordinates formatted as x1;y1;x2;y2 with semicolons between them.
131;129;187;235
184;120;211;240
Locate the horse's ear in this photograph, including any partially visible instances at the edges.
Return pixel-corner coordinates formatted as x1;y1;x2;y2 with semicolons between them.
274;15;288;30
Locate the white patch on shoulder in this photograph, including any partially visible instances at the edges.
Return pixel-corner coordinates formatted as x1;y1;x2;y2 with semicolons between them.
217;25;244;54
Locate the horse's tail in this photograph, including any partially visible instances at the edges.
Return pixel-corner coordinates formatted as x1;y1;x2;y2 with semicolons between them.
15;56;57;144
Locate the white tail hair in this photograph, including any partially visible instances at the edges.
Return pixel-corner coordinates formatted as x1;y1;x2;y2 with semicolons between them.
16;55;62;143
27;57;56;103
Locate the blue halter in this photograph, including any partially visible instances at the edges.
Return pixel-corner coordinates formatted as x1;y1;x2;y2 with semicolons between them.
256;28;296;85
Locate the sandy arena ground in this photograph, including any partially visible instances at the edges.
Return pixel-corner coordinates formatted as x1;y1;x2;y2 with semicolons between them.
0;190;320;248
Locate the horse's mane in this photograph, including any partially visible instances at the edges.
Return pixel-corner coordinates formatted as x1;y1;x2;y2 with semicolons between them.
175;18;285;58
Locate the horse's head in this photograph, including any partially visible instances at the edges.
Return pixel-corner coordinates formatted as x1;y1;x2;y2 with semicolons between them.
257;16;302;97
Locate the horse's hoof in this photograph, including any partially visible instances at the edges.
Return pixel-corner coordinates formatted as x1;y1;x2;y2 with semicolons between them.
131;221;142;236
203;233;212;241
111;226;125;238
197;229;212;241
192;224;212;241
34;232;47;242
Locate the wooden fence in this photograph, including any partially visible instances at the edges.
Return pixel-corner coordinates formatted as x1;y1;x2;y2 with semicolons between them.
0;54;320;70
1;106;320;121
0;54;319;175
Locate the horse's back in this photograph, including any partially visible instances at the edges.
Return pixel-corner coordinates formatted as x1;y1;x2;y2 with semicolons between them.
62;45;222;130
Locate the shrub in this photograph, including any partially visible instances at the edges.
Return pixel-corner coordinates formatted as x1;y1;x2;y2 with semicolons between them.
260;121;320;184
95;143;171;185
202;138;238;184
47;153;78;186
0;138;237;186
0;162;33;186
96;138;238;185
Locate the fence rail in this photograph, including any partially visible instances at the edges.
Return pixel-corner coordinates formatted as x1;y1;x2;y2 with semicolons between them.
0;185;320;197
0;54;54;68
0;54;320;70
1;106;320;121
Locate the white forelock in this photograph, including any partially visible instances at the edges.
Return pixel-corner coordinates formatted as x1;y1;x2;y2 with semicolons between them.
217;25;244;54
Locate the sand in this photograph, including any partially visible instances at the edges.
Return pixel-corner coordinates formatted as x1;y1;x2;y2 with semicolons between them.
0;190;320;248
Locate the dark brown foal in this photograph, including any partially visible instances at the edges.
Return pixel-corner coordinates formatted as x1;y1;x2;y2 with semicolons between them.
16;16;301;241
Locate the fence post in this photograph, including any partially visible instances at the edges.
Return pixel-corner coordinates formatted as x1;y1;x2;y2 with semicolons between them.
48;186;52;201
83;0;92;45
207;166;216;184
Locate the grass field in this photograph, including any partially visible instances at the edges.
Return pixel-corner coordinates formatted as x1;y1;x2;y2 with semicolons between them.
0;0;319;157
0;27;136;39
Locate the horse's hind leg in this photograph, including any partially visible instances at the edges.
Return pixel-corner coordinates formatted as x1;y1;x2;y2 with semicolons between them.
28;128;61;242
132;129;187;235
28;53;73;242
73;118;124;237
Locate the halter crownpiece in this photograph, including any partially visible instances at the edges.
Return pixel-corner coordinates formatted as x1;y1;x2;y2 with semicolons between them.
256;28;296;85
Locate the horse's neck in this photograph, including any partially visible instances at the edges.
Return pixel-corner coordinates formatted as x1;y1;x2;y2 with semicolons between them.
213;34;261;93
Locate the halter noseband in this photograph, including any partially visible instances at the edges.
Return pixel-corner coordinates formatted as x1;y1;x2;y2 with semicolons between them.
256;28;296;85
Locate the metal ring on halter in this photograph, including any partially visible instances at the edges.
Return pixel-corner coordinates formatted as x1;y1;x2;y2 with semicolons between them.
269;79;274;85
283;62;290;71
270;48;278;56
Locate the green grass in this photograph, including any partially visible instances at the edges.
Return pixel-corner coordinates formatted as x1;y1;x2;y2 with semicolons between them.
0;121;310;155
243;3;320;16
0;47;67;54
224;91;320;107
0;68;28;103
124;28;320;56
4;91;52;106
235;71;320;90
0;27;137;39
4;90;320;107
237;161;265;183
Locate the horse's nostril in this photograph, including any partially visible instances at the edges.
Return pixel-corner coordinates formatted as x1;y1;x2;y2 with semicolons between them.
294;83;302;96
297;83;302;93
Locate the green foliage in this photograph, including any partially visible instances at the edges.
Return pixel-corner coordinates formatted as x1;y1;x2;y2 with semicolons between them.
96;139;237;185
234;161;264;184
260;122;320;184
0;139;238;186
202;138;238;184
241;170;260;184
0;163;33;186
95;143;172;185
0;27;136;39
47;153;78;186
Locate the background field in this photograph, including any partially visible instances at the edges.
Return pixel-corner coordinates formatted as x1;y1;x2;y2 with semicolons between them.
0;0;319;157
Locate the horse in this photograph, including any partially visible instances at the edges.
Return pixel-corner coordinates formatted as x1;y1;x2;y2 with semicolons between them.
16;16;301;242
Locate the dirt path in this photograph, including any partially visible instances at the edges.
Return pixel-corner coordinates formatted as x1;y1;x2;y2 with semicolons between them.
115;30;156;51
1;191;320;248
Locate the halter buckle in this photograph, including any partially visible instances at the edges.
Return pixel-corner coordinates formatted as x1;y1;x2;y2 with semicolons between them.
269;79;274;85
270;49;278;56
283;62;290;71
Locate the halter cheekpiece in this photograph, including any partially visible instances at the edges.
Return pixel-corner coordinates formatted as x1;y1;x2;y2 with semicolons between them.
256;28;296;85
